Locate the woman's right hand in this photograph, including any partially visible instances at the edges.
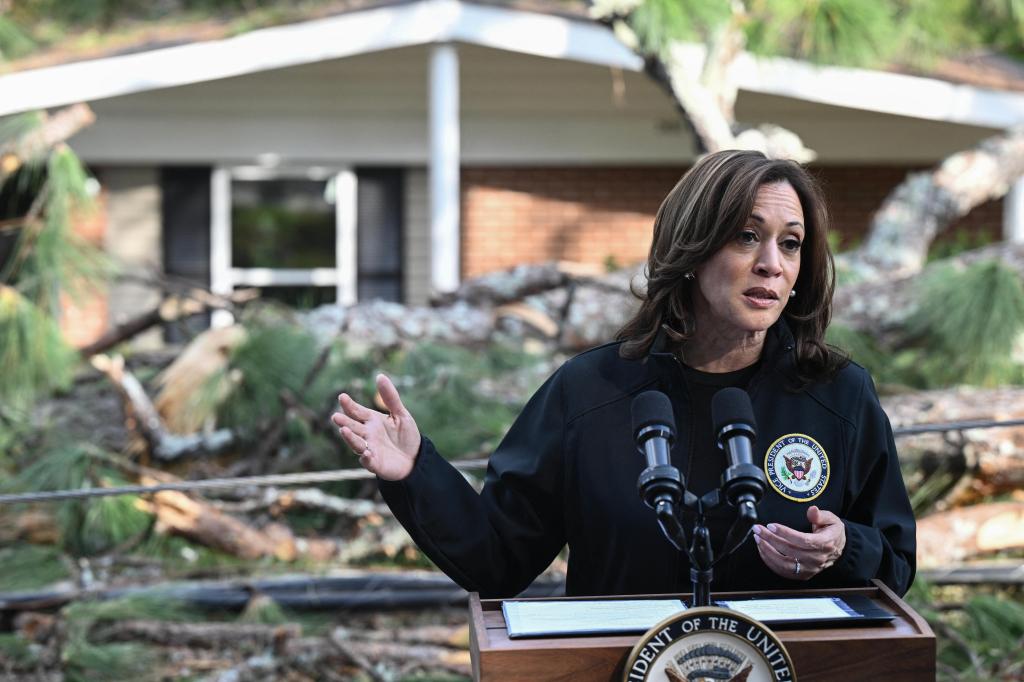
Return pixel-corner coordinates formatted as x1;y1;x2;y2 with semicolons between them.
331;373;421;481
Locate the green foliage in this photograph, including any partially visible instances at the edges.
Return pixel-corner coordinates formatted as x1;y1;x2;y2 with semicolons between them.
746;0;897;67
61;595;195;682
0;284;78;409
965;0;1024;57
381;342;539;460
824;323;886;377
6;444;152;555
216;320;319;429
0;633;36;667
0;544;71;590
906;260;1024;386
0;136;109;408
0;15;35;60
908;581;1024;681
927;226;999;263
628;0;728;56
8;146;113;308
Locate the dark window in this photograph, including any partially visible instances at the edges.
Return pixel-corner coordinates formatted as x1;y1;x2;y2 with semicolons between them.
231;178;335;269
357;168;404;302
161;166;211;340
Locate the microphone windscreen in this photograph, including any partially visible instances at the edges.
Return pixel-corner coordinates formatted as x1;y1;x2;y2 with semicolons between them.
711;387;755;434
631;390;676;436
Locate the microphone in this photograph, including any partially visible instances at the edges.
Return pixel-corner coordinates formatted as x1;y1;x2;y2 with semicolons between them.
631;391;682;510
711;388;766;519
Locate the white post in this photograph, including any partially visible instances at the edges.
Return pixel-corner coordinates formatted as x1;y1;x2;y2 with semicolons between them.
1004;177;1024;244
210;167;233;328
429;43;461;293
335;168;358;306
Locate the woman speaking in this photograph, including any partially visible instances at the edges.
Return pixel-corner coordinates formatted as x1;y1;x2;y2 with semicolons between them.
331;150;916;599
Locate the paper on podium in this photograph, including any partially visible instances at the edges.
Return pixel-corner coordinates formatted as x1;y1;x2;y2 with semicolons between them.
718;597;855;621
502;599;687;638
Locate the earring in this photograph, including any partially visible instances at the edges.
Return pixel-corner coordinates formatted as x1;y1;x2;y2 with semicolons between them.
684;272;695;281
789;290;796;299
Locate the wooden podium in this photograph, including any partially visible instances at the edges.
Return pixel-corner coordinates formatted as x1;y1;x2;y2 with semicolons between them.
469;580;935;681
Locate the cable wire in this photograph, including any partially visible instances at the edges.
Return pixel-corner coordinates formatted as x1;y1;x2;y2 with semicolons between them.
0;459;490;505
2;416;1021;506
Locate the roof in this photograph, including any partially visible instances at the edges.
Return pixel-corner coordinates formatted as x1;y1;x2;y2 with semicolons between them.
1;0;1023;130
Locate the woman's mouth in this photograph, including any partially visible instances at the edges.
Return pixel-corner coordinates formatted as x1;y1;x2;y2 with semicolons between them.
743;288;779;308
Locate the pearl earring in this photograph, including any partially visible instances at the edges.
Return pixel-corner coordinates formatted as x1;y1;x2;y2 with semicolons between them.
789;290;796;299
684;272;695;280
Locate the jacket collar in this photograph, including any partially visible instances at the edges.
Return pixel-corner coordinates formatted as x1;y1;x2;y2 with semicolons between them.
646;317;796;372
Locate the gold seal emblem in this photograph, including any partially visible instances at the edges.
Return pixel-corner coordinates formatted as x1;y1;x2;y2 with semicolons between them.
623;606;796;681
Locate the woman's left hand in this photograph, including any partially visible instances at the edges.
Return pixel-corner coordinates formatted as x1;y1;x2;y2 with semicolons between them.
752;506;846;581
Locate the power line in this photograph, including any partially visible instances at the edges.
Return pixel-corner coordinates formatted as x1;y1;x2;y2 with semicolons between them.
0;459;490;505
2;416;1022;506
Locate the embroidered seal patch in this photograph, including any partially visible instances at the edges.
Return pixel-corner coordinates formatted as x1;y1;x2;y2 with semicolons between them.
764;433;829;502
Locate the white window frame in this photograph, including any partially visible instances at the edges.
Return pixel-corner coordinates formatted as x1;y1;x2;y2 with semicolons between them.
210;165;357;327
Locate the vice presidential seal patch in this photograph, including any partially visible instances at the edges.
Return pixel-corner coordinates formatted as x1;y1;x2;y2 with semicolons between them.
764;433;829;502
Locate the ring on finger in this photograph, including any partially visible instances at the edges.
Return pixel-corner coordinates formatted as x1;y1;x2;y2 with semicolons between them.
793;558;801;576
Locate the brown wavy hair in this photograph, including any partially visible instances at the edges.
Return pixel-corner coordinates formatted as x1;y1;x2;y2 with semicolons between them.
617;149;846;383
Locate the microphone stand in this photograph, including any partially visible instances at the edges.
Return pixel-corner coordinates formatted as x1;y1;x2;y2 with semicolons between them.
638;455;764;608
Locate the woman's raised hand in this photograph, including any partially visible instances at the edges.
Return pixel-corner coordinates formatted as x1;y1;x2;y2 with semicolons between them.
331;374;421;481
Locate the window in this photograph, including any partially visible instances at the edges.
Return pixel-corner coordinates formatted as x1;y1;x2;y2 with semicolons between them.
190;166;404;328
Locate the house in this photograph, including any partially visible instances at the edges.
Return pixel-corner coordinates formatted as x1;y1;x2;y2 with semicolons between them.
1;0;1023;345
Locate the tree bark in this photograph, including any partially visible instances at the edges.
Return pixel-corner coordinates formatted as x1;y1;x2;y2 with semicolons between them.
916;502;1024;568
882;386;1024;507
838;125;1024;283
91;619;301;651
91;353;236;461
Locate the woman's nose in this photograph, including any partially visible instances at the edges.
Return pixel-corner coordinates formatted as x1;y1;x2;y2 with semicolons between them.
754;244;783;277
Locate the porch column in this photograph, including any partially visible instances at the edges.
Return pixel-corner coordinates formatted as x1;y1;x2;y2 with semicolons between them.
1004;177;1024;244
429;43;461;293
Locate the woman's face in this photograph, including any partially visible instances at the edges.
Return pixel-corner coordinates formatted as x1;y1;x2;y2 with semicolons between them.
692;180;804;339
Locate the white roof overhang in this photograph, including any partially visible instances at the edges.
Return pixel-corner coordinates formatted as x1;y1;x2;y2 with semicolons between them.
1;0;1023;130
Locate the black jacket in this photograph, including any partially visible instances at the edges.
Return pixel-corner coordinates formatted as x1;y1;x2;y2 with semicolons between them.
379;322;916;598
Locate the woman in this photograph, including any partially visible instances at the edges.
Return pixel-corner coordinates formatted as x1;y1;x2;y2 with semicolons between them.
331;150;916;599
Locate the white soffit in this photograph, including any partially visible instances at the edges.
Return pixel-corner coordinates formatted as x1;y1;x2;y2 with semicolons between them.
735;52;1024;129
0;0;643;117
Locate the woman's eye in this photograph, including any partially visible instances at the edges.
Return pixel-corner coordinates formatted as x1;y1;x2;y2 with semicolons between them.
782;238;802;252
737;230;758;244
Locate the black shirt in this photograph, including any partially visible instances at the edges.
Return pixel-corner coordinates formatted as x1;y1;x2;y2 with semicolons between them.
678;360;761;571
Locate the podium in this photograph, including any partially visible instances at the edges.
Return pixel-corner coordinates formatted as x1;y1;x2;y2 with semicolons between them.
469;580;935;681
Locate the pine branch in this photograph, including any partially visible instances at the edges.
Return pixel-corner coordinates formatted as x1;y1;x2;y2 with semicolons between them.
0;105;95;186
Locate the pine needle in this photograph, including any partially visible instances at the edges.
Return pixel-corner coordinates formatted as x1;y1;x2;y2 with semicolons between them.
906;260;1024;386
0;283;76;408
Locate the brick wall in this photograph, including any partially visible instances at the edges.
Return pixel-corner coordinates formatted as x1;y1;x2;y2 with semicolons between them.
460;165;1005;277
811;166;1003;250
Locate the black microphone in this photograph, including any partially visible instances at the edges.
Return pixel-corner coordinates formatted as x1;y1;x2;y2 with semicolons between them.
711;388;765;519
631;391;682;509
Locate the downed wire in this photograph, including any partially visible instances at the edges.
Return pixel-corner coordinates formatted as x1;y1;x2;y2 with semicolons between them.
0;571;566;613
0;459;489;505
2;415;1023;506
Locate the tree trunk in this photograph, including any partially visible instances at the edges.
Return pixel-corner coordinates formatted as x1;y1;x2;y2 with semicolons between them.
882;386;1024;507
916;502;1024;568
838;125;1024;282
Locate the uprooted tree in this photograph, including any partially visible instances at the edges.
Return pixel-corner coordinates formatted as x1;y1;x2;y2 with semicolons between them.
593;0;1024;283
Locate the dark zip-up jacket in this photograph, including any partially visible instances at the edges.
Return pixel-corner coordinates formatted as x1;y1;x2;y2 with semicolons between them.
379;321;916;598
